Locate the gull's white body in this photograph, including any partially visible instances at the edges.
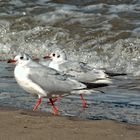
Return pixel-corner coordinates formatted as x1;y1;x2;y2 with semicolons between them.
14;64;46;98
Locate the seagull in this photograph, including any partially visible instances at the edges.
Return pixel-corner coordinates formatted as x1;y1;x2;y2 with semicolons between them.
43;48;112;108
44;48;126;79
43;48;111;84
7;53;93;115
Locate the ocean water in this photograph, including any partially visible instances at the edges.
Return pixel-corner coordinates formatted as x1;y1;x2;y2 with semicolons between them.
0;0;140;124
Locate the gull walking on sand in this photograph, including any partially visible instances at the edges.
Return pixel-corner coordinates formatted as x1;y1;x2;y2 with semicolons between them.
43;48;112;108
43;48;126;107
8;53;98;115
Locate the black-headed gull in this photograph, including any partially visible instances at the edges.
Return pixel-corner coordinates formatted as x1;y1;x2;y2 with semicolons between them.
44;48;126;76
43;48;112;108
8;53;89;115
43;49;111;84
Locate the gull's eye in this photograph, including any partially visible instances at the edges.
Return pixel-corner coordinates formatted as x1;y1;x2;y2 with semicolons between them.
57;55;60;58
52;53;55;57
20;56;24;60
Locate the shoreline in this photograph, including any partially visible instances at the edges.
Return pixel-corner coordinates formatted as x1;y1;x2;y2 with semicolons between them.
0;107;139;140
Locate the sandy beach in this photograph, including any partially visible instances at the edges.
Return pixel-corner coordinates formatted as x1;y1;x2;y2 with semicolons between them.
0;107;139;140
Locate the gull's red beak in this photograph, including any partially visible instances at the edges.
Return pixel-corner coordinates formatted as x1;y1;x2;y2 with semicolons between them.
43;55;51;59
31;55;40;62
7;59;16;64
32;58;40;61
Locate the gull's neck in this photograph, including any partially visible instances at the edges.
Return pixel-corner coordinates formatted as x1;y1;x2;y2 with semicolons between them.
49;59;66;71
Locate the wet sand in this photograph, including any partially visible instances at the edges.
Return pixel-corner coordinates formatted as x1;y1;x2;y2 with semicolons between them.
0;107;140;140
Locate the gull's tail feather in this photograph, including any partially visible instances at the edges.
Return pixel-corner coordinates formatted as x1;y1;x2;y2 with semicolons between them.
105;71;127;77
82;78;112;89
